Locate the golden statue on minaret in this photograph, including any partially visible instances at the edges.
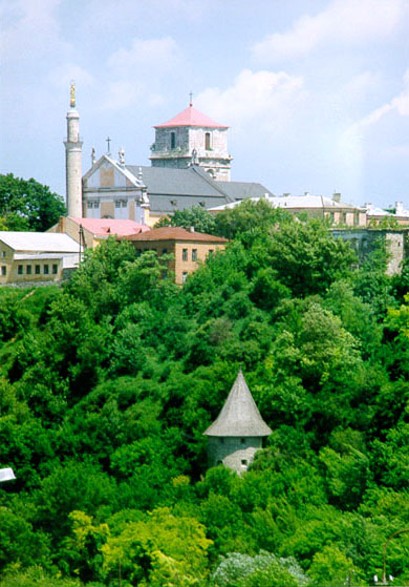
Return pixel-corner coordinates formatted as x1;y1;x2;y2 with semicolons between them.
70;81;76;108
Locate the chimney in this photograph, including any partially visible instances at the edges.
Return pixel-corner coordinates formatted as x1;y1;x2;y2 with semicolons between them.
189;226;195;232
333;192;341;203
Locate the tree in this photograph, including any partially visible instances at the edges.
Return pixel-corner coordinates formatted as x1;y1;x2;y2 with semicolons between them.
213;551;306;587
155;205;216;234
100;507;212;586
0;174;66;231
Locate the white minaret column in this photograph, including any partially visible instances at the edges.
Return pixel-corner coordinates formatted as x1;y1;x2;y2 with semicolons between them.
64;82;83;217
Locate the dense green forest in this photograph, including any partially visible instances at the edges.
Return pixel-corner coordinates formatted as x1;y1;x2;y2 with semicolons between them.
1;201;409;586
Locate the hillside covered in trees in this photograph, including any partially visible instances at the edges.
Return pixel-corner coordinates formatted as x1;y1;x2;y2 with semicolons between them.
1;201;409;586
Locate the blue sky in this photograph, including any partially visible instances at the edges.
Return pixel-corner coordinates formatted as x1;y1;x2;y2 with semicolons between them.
1;0;408;208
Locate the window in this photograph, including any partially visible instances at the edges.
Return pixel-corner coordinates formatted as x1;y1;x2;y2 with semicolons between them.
26;265;32;275
52;264;58;274
1;266;6;276
205;132;211;150
241;459;248;466
1;251;5;258
208;249;214;257
182;271;188;283
18;265;23;275
162;248;168;255
240;438;246;445
170;132;176;149
35;265;41;275
192;249;198;261
44;264;49;275
182;248;188;261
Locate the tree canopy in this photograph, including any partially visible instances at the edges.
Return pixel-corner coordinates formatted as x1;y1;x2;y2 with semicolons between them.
0;173;66;231
1;202;409;585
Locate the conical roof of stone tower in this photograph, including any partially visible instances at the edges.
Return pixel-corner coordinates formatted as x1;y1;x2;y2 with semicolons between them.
204;370;272;437
155;103;228;129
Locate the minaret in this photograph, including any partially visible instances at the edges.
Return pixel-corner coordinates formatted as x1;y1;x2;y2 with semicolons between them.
204;370;272;474
64;82;83;217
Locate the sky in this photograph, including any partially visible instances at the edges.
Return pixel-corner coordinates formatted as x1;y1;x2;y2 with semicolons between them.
1;0;409;209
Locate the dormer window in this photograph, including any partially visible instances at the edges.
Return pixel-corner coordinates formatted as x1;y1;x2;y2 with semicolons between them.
170;132;176;149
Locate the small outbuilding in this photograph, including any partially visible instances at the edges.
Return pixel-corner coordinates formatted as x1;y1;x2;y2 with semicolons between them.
204;370;272;474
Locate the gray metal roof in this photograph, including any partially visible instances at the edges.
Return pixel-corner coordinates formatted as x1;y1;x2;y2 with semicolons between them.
125;165;273;214
204;370;272;437
216;181;273;201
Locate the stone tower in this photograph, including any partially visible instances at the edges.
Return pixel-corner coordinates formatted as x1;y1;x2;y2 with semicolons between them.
64;82;83;217
204;370;272;474
149;101;232;181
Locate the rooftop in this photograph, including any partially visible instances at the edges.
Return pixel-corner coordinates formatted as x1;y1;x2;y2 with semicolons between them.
204;370;272;437
69;217;150;237
0;232;80;253
155;104;228;129
123;226;228;243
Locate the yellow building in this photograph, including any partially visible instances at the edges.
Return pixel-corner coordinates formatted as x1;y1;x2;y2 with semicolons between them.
123;226;228;285
0;232;81;285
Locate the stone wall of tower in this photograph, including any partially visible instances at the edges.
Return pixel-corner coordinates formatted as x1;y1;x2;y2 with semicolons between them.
150;126;231;180
65;105;83;217
207;436;263;474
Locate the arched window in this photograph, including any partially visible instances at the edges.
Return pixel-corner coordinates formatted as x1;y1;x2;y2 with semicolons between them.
205;132;211;150
170;132;176;149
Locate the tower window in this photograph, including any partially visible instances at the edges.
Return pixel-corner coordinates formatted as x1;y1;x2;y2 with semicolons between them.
170;132;176;149
205;132;211;150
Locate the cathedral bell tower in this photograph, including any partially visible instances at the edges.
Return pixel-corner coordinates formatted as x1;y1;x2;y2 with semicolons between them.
150;100;232;181
64;82;83;217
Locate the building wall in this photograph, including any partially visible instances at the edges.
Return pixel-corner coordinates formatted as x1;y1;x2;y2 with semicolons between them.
150;126;231;180
207;436;263;474
130;239;226;284
332;228;407;275
0;254;63;285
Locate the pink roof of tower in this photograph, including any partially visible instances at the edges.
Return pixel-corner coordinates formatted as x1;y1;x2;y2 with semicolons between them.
155;104;228;129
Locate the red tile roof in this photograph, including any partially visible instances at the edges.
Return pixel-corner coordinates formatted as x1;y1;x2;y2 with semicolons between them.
123;226;228;243
70;218;150;236
155;105;228;129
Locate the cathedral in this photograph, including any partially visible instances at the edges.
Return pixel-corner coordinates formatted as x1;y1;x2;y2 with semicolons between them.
64;84;272;226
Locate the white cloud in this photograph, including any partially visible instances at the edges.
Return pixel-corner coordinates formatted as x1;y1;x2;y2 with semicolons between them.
107;37;182;74
49;64;94;92
252;0;406;62
99;80;145;112
351;69;409;130
195;69;306;132
0;0;67;62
